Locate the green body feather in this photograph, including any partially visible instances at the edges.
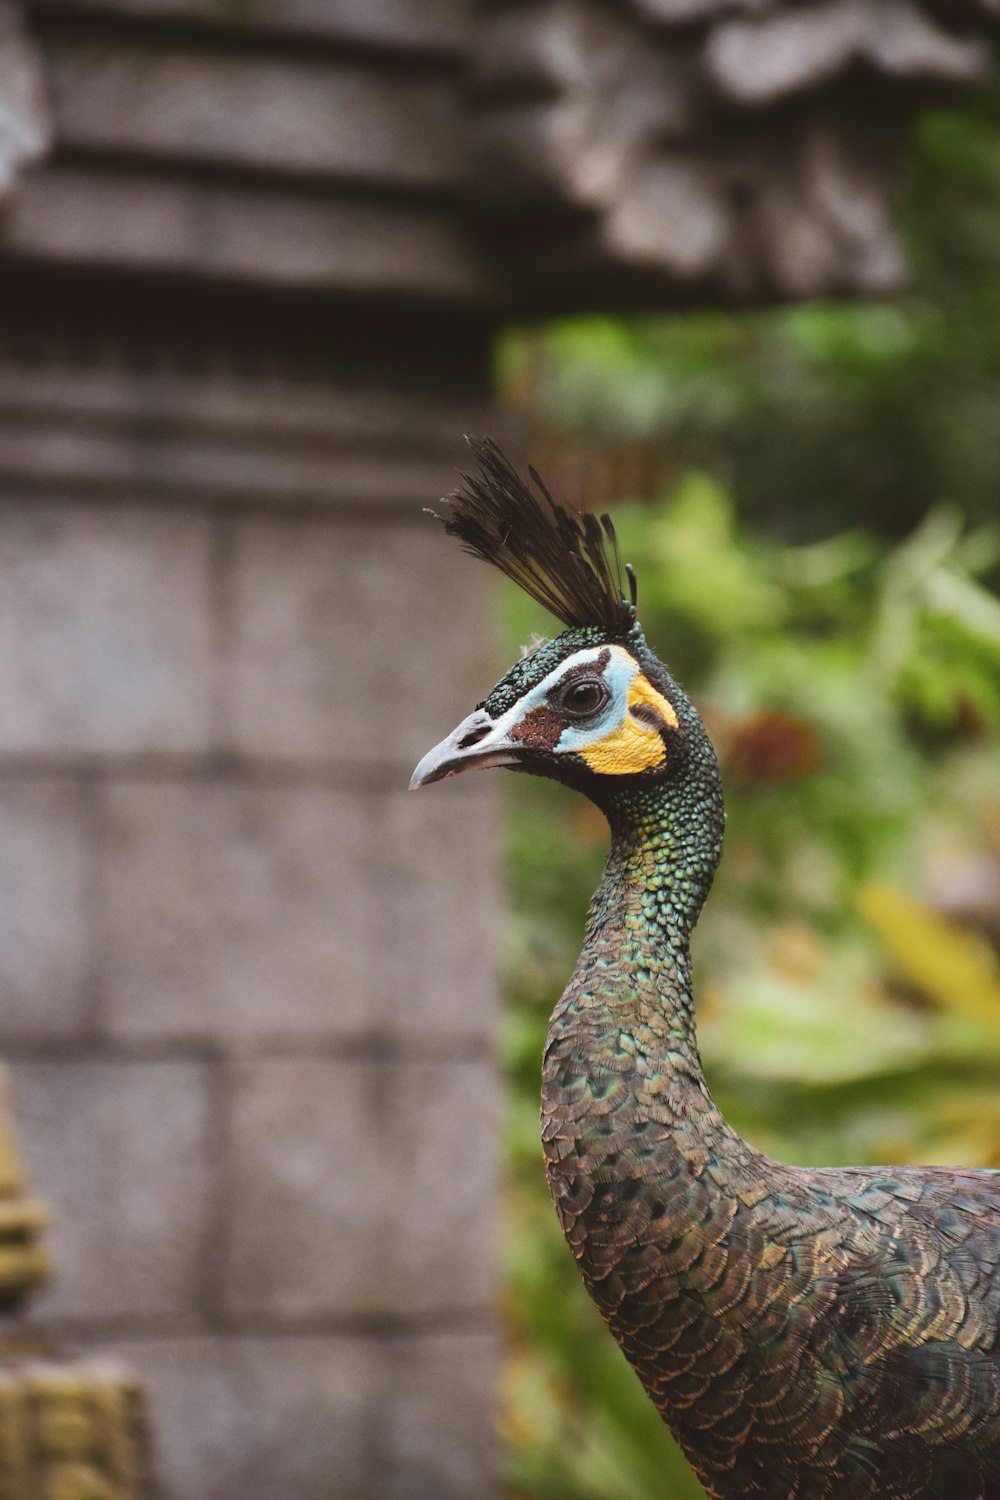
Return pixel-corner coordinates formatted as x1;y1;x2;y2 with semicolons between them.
541;654;1000;1500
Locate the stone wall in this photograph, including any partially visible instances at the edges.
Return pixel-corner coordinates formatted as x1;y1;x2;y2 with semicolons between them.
0;351;503;1500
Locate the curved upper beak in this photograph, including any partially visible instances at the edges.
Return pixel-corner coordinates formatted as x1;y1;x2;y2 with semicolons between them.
410;708;522;789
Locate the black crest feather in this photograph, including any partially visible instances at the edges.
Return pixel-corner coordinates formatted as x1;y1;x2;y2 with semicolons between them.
433;438;638;636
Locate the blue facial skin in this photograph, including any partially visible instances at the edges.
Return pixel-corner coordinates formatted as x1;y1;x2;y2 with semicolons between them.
555;648;640;755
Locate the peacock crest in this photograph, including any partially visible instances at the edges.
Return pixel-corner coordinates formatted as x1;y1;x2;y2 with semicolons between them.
432;437;638;636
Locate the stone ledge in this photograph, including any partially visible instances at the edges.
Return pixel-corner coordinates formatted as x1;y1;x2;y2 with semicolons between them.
0;426;478;510
0;751;465;788
0;361;493;509
45;38;464;188
5;166;497;299
34;0;473;53
0;1033;494;1066
0;362;488;445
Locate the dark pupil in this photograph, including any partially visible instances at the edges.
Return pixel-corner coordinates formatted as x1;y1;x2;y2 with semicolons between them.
563;679;604;715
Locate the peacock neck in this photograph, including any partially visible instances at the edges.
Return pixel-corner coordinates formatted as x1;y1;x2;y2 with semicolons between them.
546;753;729;1132
540;680;768;1422
601;779;722;954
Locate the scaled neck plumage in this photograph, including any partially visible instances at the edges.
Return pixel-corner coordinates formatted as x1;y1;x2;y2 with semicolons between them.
544;707;730;1137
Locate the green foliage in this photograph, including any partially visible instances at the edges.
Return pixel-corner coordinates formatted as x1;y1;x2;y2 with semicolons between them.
498;90;1000;1500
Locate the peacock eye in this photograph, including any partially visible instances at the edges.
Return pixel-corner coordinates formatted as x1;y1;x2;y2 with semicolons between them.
557;676;609;718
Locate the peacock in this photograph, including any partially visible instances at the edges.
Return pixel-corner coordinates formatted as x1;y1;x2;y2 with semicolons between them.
411;440;1000;1500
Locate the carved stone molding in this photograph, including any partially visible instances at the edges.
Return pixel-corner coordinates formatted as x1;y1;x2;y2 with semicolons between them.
0;358;491;510
469;0;1000;309
8;0;1000;315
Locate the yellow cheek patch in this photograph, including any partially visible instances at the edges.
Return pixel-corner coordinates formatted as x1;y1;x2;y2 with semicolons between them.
579;673;678;776
579;718;666;775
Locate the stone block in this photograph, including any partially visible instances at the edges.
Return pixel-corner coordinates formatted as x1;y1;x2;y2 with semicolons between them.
0;778;94;1037
105;1336;379;1500
225;1056;499;1318
381;1330;501;1500
0;362;489;453
100;773;501;1045
42;0;471;51
9;167;493;299
100;781;369;1043
0;419;480;512
9;1060;214;1320
369;785;501;1041
0;502;213;756
102;1330;498;1499
48;43;461;187
0;362;492;514
228;516;499;767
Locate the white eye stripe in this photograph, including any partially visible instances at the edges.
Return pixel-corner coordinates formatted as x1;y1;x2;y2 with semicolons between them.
486;645;642;757
485;648;620;741
519;649;610;706
536;648;611;696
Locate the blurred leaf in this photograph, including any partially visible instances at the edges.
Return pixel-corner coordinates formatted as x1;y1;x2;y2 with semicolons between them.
858;885;1000;1037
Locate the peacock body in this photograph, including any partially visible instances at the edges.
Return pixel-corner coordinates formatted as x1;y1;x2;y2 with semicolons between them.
412;442;1000;1500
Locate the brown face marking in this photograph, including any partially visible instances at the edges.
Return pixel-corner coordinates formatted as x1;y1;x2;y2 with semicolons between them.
629;701;671;735
510;704;564;749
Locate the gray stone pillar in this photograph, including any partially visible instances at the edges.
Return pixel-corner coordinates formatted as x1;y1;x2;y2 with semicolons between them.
0;346;503;1499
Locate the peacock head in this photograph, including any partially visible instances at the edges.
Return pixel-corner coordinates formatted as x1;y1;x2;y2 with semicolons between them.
410;441;715;814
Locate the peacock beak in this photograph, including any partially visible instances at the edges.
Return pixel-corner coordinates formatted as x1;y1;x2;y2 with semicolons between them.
410;708;522;788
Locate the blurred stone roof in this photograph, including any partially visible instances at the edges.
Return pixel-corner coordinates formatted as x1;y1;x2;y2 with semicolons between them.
2;0;999;316
471;0;1000;309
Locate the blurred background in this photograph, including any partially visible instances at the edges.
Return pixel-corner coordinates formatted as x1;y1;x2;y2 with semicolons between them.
0;3;998;1499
